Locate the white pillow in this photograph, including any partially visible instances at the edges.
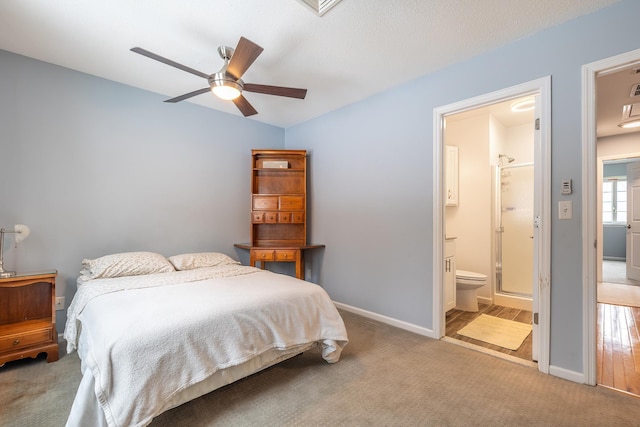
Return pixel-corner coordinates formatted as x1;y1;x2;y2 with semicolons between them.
82;251;175;279
168;252;240;271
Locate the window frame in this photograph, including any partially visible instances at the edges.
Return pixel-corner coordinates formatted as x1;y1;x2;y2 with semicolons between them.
602;176;627;225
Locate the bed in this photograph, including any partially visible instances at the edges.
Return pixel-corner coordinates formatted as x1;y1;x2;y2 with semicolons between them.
63;251;348;427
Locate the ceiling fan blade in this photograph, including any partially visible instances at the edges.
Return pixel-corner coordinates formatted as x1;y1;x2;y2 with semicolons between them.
244;83;307;99
131;47;209;80
232;95;258;117
164;87;211;103
226;37;264;80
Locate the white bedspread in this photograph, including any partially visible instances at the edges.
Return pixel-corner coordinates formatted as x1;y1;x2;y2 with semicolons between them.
64;266;348;427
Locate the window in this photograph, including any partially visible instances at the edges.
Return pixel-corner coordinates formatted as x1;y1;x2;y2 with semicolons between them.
603;178;627;224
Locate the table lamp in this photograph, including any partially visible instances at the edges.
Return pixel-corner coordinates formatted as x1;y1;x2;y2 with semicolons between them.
0;224;30;278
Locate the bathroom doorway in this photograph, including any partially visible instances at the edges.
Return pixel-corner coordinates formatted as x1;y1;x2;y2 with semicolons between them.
432;77;551;373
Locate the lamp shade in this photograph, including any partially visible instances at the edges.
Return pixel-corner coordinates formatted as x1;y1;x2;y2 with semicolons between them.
14;224;30;243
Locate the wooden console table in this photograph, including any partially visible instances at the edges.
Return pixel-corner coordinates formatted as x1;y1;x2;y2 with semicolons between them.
234;243;325;280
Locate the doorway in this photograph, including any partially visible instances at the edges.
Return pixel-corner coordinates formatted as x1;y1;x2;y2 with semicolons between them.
582;47;640;387
432;77;551;373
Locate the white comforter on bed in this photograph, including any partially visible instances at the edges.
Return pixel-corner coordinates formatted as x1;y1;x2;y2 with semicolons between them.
64;266;348;427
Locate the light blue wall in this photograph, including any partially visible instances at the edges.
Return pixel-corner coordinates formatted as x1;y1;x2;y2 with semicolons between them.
286;0;640;374
3;0;639;377
0;50;284;329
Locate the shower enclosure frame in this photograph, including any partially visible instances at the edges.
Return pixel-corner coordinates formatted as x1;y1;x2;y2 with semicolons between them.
493;161;535;310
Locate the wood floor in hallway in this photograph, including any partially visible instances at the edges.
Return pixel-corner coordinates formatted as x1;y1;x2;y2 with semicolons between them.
445;303;532;361
597;302;640;396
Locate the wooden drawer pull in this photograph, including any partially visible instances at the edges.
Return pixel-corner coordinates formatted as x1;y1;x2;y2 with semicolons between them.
13;339;20;346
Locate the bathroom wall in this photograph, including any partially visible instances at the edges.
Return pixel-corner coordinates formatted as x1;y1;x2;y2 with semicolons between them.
445;113;492;302
505;123;534;164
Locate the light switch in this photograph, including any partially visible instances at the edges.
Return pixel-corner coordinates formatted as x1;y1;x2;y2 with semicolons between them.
559;201;572;219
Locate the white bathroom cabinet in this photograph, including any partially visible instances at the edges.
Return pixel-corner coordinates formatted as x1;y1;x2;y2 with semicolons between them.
444;238;457;312
445;145;459;206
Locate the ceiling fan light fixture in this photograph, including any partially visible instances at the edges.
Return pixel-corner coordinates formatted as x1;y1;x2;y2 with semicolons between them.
210;73;243;100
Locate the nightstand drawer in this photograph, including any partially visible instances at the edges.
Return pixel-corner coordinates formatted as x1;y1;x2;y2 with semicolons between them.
0;327;52;352
252;249;275;261
275;250;297;261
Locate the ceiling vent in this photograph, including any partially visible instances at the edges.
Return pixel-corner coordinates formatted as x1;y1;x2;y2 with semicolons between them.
631;83;640;98
297;0;343;16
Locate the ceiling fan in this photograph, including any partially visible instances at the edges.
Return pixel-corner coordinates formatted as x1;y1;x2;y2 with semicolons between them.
130;37;307;117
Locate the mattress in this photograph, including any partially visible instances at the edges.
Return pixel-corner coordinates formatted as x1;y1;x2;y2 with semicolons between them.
64;266;348;427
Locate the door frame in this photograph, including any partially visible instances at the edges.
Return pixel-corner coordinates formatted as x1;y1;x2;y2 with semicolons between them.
432;76;551;373
627;162;640;281
598;155;640;284
582;47;640;386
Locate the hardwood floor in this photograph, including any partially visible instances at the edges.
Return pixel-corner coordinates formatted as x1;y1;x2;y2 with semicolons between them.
597;302;640;396
446;303;532;361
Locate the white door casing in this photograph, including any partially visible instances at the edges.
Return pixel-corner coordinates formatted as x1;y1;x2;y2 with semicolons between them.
531;95;541;362
582;47;640;386
432;76;551;373
627;162;640;281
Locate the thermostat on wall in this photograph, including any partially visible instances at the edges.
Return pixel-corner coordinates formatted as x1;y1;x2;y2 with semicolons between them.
561;179;572;195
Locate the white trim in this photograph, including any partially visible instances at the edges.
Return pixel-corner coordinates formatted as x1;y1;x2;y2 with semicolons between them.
333;301;436;338
433;77;551;374
334;301;538;371
549;365;585;384
432;109;445;340
582;47;640;386
442;336;538;369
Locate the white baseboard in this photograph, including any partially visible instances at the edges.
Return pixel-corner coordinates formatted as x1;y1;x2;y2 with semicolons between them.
333;301;436;338
549;364;585;384
334;301;587;384
477;296;493;306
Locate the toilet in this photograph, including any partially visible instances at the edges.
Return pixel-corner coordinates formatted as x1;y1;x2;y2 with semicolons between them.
455;270;488;312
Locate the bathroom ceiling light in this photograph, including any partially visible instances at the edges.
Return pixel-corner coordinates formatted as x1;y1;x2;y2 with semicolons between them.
510;97;535;112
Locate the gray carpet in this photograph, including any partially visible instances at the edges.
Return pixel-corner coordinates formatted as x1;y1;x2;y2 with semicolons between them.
2;310;640;426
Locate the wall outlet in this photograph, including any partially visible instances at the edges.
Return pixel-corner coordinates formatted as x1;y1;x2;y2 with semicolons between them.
55;296;65;311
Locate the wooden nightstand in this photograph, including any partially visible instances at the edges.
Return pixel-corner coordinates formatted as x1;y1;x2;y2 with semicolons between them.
0;271;59;366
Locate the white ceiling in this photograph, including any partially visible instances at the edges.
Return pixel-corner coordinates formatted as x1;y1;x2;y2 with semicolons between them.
0;0;624;128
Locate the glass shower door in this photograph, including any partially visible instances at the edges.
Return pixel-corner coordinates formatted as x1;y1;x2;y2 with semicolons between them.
497;164;534;296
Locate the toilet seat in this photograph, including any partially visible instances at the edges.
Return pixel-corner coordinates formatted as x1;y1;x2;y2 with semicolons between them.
456;269;487;285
